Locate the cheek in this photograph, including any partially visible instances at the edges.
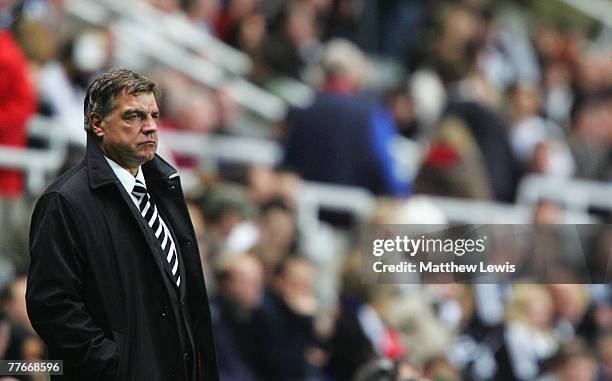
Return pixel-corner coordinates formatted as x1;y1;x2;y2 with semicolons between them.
127;128;143;143
108;126;134;143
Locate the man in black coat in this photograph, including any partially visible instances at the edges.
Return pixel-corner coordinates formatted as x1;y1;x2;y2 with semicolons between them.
26;68;219;381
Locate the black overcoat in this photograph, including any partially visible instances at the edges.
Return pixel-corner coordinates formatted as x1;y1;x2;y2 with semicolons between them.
26;135;219;381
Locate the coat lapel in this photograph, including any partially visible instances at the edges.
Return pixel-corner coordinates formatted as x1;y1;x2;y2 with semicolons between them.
121;185;180;300
147;176;188;302
86;134;180;301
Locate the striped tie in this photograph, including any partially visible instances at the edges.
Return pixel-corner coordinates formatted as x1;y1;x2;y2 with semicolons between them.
132;179;181;288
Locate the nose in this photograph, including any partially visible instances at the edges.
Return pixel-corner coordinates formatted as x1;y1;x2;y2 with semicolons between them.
142;115;158;134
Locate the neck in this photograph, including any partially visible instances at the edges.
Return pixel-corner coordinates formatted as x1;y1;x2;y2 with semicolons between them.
101;148;139;177
113;158;138;177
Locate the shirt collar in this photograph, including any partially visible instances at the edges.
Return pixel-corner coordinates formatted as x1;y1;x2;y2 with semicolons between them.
104;156;146;194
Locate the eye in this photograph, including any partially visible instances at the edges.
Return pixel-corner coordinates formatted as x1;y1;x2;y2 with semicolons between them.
124;113;138;121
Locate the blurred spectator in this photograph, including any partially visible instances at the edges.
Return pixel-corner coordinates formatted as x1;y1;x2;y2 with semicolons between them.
37;29;113;145
0;1;36;198
228;11;266;67
249;255;324;380
415;18;524;202
167;87;220;133
549;284;592;343
507;82;574;177
245;165;281;205
574;51;612;101
283;38;411;196
477;4;541;91
538;341;598;381
384;286;452;365
253;198;297;277
324;250;376;380
428;3;483;86
182;0;220;33
154;70;225;134
498;284;559;381
417;98;522;201
201;184;253;258
444;284;501;380
570;90;612;181
261;0;322;80
212;253;264;381
214;0;258;42
376;0;431;66
245;165;302;208
0;279;45;381
414;115;494;200
597;332;612;381
386;85;419;140
324;0;378;54
542;62;573;128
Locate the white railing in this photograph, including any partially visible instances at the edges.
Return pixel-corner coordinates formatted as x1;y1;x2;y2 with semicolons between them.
159;130;282;169
516;174;612;213
65;0;288;121
410;195;596;224
0;118;69;194
1;119;602;226
0;146;64;195
0;147;599;225
99;0;251;75
294;188;597;226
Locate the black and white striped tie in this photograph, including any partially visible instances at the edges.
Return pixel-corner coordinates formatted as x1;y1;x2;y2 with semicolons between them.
132;179;181;288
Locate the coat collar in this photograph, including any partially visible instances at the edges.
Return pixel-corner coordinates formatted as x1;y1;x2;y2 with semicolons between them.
86;133;178;189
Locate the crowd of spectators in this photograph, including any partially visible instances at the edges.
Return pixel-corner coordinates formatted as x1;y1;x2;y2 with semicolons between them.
0;0;612;380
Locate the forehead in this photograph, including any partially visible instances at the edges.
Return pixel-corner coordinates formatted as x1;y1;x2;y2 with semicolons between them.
113;90;158;111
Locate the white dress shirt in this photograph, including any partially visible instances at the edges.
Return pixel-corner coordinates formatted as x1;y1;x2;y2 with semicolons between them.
104;156;146;208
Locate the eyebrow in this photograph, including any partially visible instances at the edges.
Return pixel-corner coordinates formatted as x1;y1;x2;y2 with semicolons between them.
122;109;159;118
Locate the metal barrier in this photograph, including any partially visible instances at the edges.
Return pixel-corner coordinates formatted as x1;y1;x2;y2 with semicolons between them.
77;129;612;223
65;0;288;121
295;187;597;226
0;118;601;225
516;174;612;214
416;195;597;224
0;118;68;194
0;146;63;195
159;129;282;169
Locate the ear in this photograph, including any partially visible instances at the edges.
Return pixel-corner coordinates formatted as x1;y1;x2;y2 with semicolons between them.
90;113;105;138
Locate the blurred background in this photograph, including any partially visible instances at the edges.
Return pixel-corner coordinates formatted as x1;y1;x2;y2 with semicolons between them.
0;0;612;380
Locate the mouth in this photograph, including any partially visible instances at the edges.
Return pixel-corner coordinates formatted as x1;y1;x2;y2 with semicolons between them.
139;141;156;146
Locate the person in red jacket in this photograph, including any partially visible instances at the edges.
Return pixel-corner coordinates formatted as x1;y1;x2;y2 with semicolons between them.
0;23;37;198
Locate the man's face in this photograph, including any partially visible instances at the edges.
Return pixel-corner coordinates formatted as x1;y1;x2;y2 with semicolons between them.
93;90;159;170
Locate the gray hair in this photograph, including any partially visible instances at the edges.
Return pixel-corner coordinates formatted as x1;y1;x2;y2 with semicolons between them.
320;39;370;84
83;68;160;132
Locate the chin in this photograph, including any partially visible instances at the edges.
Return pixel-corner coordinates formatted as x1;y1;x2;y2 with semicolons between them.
137;153;155;165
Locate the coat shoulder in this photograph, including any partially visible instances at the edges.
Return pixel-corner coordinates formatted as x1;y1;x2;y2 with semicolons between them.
39;161;91;204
